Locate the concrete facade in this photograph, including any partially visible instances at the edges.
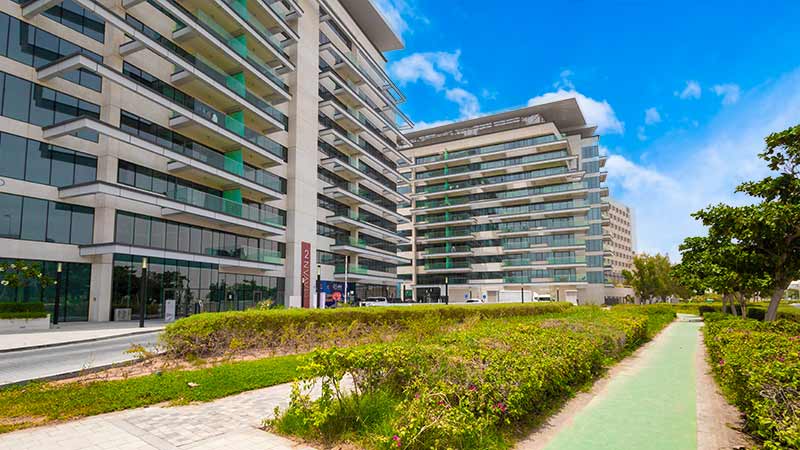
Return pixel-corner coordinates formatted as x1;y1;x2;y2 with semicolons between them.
605;198;635;286
0;0;410;320
397;101;611;305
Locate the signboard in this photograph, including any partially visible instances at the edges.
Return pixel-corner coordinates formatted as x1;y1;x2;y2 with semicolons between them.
320;280;347;307
164;299;176;322
301;241;311;308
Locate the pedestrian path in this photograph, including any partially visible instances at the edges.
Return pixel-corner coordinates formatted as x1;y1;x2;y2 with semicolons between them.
0;380;317;450
0;321;165;352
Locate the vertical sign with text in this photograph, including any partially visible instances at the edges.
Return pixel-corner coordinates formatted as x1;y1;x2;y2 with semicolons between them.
301;241;311;308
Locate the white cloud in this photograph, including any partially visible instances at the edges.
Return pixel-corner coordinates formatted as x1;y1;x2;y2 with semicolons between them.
676;80;702;99
637;126;648;141
388;50;462;90
554;69;575;90
644;107;662;125
445;88;480;119
712;83;741;105
608;67;800;258
527;89;625;135
373;0;409;38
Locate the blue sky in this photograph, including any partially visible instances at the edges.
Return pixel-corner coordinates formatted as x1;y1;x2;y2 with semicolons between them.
375;0;800;259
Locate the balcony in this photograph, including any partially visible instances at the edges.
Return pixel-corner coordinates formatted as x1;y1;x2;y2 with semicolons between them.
413;182;589;214
58;181;285;236
414;151;574;186
421;245;473;258
206;245;283;265
319;155;409;203
42;116;283;201
414;167;584;200
503;274;588;285
502;238;586;252
412;135;566;169
319;89;398;150
333;264;398;284
323;185;407;223
414;212;475;229
423;260;472;274
497;219;590;237
501;256;586;269
79;242;282;273
330;237;409;265
319;65;410;141
37;54;286;167
151;0;291;97
326;212;409;244
486;200;591;223
319;115;404;182
418;229;474;244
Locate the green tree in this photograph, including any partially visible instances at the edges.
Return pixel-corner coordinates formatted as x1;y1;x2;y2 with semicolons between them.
622;253;677;303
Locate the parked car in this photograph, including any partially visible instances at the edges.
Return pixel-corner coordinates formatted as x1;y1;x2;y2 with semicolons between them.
360;297;388;307
464;298;485;304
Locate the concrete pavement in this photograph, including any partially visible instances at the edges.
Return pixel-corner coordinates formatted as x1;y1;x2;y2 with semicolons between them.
0;331;161;386
0;321;166;352
0;380;320;450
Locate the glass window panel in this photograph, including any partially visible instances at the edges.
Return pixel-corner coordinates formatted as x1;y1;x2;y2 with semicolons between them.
46;201;71;244
0;133;27;179
0;193;22;239
54;91;79;124
73;153;96;184
201;229;213;255
133;215;150;247
118;160;135;186
189;227;202;254
178;224;190;252
20;197;47;241
0;14;9;56
152;171;167;194
165;222;179;251
2;74;31;122
115;212;134;245
33;27;60;67
134;166;152;191
70;205;93;245
6;19;33;66
150;218;165;249
50;146;75;187
25;140;51;184
29;85;56;127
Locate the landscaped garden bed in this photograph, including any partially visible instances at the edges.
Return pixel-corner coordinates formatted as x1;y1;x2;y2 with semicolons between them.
0;302;49;332
704;314;800;449
268;305;676;449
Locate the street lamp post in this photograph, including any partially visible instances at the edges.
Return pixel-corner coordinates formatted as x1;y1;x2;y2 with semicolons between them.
139;257;148;328
444;276;449;305
316;264;321;308
53;263;62;325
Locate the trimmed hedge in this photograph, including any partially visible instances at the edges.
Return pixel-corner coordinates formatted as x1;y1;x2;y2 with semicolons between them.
0;302;47;319
162;302;573;358
271;306;675;449
704;316;800;449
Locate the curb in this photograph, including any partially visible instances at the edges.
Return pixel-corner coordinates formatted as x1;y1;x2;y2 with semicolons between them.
0;328;164;353
0;358;145;388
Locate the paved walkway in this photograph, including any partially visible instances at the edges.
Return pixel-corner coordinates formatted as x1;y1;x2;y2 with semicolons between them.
0;381;318;450
517;314;750;450
0;321;166;352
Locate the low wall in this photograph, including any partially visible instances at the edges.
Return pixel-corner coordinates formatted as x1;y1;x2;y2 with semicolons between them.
0;315;51;333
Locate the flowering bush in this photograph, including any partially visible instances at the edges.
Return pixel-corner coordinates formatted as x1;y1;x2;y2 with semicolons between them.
704;317;800;449
270;306;675;449
0;260;54;290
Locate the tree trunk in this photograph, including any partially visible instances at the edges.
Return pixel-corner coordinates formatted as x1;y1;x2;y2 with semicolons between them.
721;293;729;314
727;293;739;317
766;287;784;322
735;292;746;318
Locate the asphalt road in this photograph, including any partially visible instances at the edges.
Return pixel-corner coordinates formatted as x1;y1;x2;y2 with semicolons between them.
0;331;161;386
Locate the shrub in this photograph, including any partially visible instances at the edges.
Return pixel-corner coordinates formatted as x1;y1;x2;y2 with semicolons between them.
162;302;572;358
270;306;675;449
0;302;47;319
704;318;800;449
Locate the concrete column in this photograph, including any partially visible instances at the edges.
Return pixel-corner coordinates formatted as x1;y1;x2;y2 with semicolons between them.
284;0;320;307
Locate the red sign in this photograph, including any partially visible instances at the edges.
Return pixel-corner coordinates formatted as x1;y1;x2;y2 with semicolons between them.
301;241;311;308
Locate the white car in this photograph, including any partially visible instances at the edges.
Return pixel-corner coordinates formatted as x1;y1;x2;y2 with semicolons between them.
464;298;485;304
360;297;388;307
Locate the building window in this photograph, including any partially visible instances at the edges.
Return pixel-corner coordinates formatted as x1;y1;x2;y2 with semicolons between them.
0;72;100;141
0;131;96;187
0;192;93;245
0;257;91;321
0;12;103;90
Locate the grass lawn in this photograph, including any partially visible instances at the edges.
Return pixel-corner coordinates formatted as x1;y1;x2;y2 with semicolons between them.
0;354;301;434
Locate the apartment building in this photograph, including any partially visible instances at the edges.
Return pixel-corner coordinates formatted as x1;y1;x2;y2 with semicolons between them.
605;198;635;285
397;100;611;305
0;0;410;321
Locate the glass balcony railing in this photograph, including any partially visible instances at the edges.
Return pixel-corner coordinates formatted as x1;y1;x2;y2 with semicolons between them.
422;229;472;240
502;256;586;267
335;264;369;275
320;63;383;114
319;34;388;101
417;149;570;180
503;274;587;283
498;218;589;233
125;13;287;124
333;184;397;213
335;237;367;248
320;90;394;148
165;186;285;227
425;245;471;254
206;245;283;264
493;200;589;218
319;114;398;170
502;238;586;250
177;100;286;161
221;0;289;59
415;134;562;165
424;261;471;270
167;0;288;90
418;212;473;224
419;167;570;194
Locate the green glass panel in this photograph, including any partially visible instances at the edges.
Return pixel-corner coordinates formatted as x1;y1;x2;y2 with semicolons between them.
225;110;245;137
226;71;246;98
224;149;244;176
